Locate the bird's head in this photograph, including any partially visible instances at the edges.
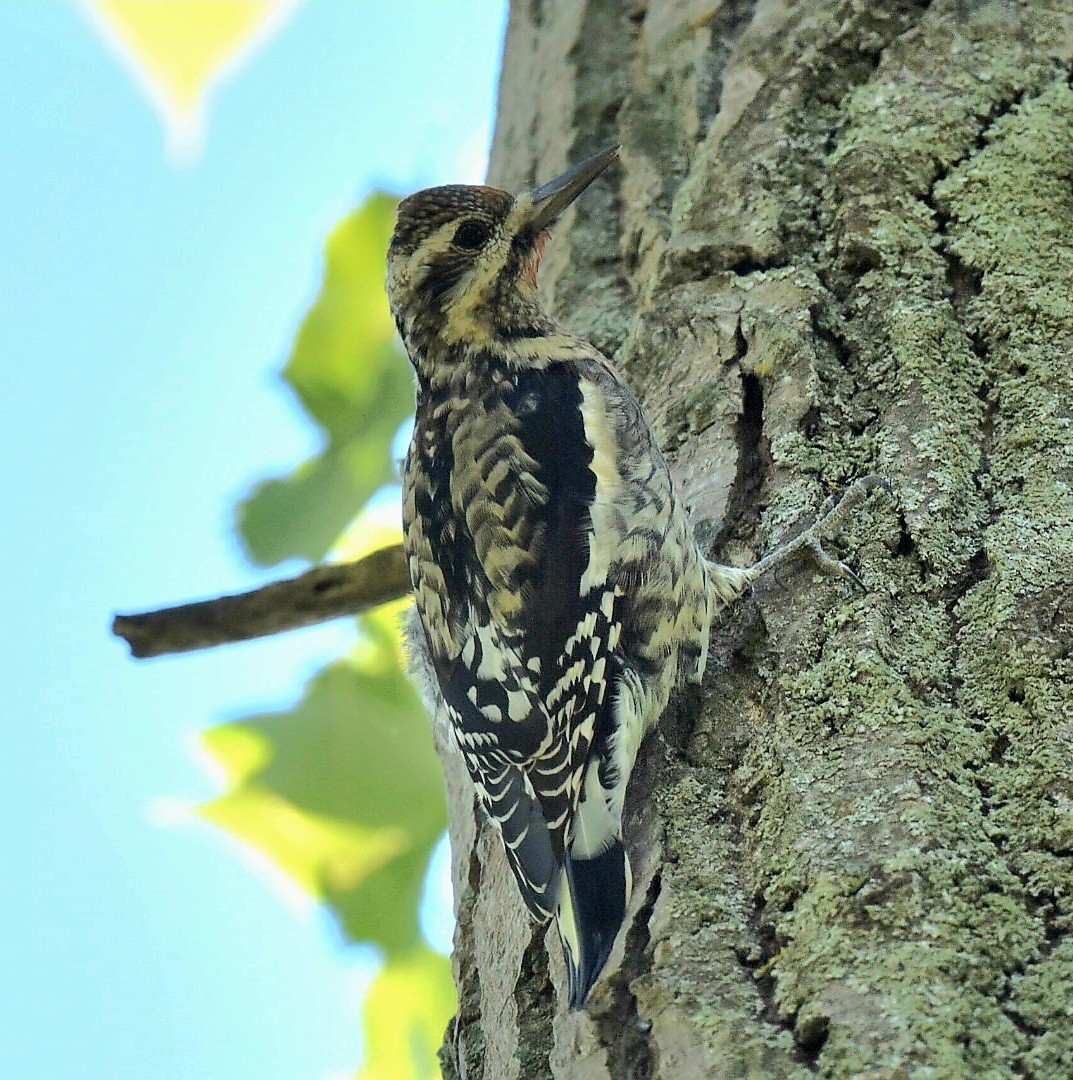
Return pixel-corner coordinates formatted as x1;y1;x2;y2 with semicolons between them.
387;145;618;375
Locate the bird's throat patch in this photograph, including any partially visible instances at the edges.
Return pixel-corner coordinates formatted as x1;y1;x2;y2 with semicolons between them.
523;231;550;289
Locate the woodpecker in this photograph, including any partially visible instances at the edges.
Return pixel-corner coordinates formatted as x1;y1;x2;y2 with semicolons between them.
388;145;880;1007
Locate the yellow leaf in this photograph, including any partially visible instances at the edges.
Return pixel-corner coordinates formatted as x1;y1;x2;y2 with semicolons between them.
197;784;409;901
80;0;302;155
357;949;455;1080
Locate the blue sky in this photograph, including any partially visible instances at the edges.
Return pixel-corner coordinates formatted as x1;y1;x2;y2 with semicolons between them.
0;3;505;1077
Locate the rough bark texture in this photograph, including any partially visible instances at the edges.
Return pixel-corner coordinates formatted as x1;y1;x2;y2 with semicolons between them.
440;2;1073;1076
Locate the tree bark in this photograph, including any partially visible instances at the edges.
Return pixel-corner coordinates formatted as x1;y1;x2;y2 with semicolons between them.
440;2;1073;1076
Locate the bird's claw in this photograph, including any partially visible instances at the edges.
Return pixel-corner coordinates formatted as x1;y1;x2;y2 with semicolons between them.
805;535;866;590
798;474;889;590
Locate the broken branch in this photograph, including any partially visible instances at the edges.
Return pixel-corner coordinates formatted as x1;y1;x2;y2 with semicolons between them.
113;544;411;659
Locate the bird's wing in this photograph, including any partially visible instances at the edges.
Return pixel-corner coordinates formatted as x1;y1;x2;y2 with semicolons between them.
418;360;624;920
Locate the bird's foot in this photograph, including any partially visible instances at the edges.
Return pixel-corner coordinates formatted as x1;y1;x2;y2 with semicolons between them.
739;475;890;591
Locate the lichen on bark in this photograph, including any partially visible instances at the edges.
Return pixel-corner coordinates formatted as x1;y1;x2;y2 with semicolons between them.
439;3;1073;1077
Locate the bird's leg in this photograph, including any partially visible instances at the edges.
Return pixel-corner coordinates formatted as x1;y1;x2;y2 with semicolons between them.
709;475;889;602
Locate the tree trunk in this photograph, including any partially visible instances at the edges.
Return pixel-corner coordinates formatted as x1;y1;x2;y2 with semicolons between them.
440;2;1073;1076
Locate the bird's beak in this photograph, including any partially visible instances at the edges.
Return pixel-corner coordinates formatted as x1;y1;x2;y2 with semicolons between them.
523;145;619;233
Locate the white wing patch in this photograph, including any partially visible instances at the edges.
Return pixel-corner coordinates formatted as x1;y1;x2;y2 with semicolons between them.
578;380;624;594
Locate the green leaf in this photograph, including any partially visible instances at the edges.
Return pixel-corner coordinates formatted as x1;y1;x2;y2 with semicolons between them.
357;948;455;1080
198;602;447;957
237;193;415;566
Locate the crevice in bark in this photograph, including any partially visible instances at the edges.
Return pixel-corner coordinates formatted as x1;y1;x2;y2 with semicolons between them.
737;897;785;1025
985;858;1065;1070
795;1012;830;1064
919;75;1051;352
920;83;1046;541
887;507;916;561
726;255;788;277
928;79;1042;209
513;939;555;1079
656;250;790;288
718;669;827;1063
947;546;990;612
661;680;706;759
806;303;881;445
962;783;1072;1056
943;250;984;330
698;0;760;131
735;891;825;1072
710;368;769;557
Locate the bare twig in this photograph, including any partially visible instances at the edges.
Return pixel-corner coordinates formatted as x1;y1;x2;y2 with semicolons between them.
113;544;412;659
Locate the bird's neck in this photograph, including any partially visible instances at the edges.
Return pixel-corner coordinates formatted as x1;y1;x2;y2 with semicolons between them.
402;295;582;393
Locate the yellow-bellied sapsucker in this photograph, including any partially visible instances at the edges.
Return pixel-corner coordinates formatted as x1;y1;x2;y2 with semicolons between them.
387;146;879;1008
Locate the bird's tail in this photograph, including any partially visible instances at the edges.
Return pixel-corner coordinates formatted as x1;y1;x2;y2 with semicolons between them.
555;722;635;1007
556;839;632;1008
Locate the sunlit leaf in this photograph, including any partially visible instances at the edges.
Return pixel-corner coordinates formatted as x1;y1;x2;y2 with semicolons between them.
357;948;455;1080
198;785;408;901
199;603;446;956
238;194;414;566
82;1;302;155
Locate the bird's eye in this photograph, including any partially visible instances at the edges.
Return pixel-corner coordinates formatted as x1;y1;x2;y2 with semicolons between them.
453;220;491;250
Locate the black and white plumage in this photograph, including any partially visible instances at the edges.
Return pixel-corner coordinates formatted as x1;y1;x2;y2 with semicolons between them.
386;146;878;1007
